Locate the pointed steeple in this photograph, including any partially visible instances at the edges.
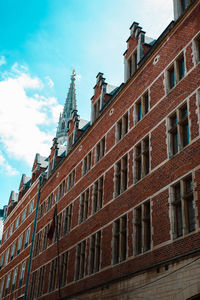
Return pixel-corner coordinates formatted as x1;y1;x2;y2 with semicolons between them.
63;69;77;117
56;70;77;144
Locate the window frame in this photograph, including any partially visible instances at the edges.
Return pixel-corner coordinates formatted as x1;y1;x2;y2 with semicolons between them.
113;215;127;264
134;200;151;255
11;267;18;293
29;199;34;215
170;175;196;239
135;91;149;124
166;52;186;92
92;176;104;213
82;152;92;175
79;189;89;224
194;34;200;65
134;136;150;183
168;102;190;157
75;240;86;280
95;136;106;163
24;227;30;249
116;112;129;143
67;169;75;191
63;204;72;235
114;154;128;197
89;231;101;274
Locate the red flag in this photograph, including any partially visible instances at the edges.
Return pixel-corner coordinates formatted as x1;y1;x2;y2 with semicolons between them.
47;204;57;240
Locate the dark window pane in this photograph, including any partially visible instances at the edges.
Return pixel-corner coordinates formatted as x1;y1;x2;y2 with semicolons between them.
169;67;175;89
178;57;185;80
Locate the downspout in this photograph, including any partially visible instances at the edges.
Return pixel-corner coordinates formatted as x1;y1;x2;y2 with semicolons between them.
24;174;44;300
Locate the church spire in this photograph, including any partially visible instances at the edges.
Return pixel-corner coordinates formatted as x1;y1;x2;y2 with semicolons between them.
56;70;77;144
63;69;77;118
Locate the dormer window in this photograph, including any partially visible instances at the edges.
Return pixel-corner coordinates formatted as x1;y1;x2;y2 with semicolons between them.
180;0;187;13
67;133;74;153
128;50;137;78
94;98;100;121
48;160;53;176
173;0;192;20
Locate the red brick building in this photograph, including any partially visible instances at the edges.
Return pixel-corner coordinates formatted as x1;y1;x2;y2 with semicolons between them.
0;0;200;299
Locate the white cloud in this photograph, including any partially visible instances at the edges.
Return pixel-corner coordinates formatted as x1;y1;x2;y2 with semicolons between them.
45;75;54;88
0;56;6;66
0;151;19;176
0;64;62;166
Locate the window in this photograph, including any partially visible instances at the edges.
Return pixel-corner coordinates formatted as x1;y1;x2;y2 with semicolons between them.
82;152;92;175
60;251;68;287
29;270;37;299
34;231;42;256
177;54;185;81
0;253;4;269
4;230;8;242
68;134;73;152
93;176;104;213
58;180;65;200
68;170;75;191
79;189;89;223
5;273;11;297
24;227;30;249
29;200;34;214
37;266;45;298
113;215;127;264
19;261;26;288
135;91;149;124
169;65;175;89
4;248;10;266
171;175;195;239
54;212;62;242
42;224;50;251
38;202;45;219
94;98;100;121
9;224;13;237
10;242;16;261
134;201;151;255
116;113;128;142
95;137;105;163
22;208;26;223
180;0;187;12
194;35;200;64
89;231;101;274
49;258;57;292
63;204;72;235
168;104;189;156
48;159;53;177
0;278;4;299
11;268;18;293
47;193;53;211
128;50;137;78
167;53;185;91
17;235;23;255
15;217;19;230
135;137;149;182
75;240;86;280
114;155;128;197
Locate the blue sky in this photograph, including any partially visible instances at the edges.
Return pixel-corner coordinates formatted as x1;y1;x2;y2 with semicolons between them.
0;0;173;208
